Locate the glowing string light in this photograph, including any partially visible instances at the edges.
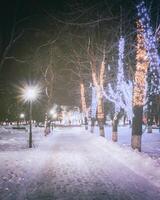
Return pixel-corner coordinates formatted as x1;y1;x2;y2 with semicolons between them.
133;21;149;106
80;83;87;115
103;36;133;119
91;86;97;118
137;1;160;96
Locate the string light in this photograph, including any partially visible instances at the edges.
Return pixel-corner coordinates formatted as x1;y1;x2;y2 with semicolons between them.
133;21;149;106
91;86;97;118
91;57;105;120
100;60;105;87
80;83;87;116
137;1;160;96
103;36;133;120
115;36;125;112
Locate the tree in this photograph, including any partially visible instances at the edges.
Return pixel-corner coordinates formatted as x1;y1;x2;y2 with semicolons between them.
137;1;160;133
89;47;106;136
103;36;133;141
131;20;148;151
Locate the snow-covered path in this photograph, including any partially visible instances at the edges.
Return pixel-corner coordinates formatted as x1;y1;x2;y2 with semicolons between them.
1;128;160;200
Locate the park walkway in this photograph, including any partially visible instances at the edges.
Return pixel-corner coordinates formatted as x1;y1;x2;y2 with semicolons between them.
1;128;160;200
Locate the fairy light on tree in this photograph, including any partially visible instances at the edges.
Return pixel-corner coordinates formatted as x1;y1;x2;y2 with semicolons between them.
121;80;133;122
89;49;106;136
133;21;149;107
90;85;97;133
137;1;160;133
112;36;125;141
131;20;149;151
80;82;88;129
99;59;105;88
97;56;105;136
117;36;125;101
91;86;97;118
80;82;87;116
103;36;129;142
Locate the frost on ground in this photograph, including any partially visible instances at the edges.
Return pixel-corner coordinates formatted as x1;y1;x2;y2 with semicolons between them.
0;125;160;200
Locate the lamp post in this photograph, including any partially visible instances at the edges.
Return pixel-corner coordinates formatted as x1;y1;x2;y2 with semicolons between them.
29;101;32;148
21;85;40;148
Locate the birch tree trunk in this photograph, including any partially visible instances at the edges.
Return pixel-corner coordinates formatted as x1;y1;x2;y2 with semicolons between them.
112;112;120;142
97;97;105;137
89;47;106;137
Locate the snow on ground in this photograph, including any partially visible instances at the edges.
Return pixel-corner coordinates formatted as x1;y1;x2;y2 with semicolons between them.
94;124;160;159
0;125;160;199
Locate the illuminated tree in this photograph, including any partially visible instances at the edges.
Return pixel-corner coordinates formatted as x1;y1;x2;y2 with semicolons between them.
90;85;97;133
80;83;87;116
137;1;160;133
111;36;125;141
90;49;106;137
103;36;133;141
80;82;89;129
131;21;148;151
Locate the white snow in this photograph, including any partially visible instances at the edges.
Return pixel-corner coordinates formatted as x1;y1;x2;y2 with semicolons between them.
0;125;160;199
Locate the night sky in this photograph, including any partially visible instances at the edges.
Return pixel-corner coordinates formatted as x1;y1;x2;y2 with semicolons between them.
0;0;159;121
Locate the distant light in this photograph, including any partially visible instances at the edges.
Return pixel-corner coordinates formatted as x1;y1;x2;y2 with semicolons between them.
20;113;25;119
49;109;57;119
49;109;54;115
53;113;57;119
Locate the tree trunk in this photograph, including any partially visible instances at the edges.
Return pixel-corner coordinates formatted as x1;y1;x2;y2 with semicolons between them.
147;96;154;133
91;118;95;133
84;116;88;130
147;125;152;133
44;112;48;132
131;135;142;151
97;97;105;137
98;120;105;137
80;82;88;130
123;114;126;126
112;112;119;142
131;106;143;152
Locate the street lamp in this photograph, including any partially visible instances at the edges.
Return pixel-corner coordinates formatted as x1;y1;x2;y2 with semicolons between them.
20;113;25;119
20;84;41;148
20;113;25;125
19;113;25;119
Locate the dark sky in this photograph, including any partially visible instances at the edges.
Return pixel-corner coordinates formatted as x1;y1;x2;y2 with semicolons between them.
0;0;160;120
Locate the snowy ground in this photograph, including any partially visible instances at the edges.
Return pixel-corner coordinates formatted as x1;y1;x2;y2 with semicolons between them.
0;125;160;200
94;124;160;160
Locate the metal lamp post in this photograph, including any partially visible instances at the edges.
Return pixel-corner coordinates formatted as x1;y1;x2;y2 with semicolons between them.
29;101;32;148
21;85;40;148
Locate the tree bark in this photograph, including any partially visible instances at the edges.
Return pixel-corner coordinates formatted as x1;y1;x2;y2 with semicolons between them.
97;97;105;137
112;112;119;142
131;106;143;152
91;118;96;133
147;95;157;133
98;120;105;137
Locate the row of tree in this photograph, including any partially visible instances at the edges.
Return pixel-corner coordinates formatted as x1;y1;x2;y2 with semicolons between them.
0;1;159;152
78;1;160;152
